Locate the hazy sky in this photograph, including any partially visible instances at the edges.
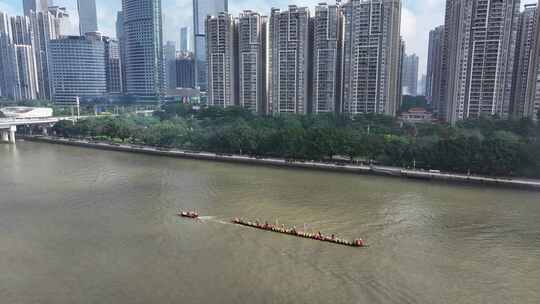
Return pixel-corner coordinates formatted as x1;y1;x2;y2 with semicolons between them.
1;0;537;79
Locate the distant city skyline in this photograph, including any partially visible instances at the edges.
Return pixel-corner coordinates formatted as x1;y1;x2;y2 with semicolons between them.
7;0;536;76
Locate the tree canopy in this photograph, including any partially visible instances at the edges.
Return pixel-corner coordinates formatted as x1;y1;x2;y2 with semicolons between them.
52;105;540;178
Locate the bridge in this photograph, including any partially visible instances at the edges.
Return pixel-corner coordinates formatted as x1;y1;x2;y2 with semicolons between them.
0;116;98;144
0;116;71;143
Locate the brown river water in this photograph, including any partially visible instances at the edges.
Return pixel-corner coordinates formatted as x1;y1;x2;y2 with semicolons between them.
1;141;539;304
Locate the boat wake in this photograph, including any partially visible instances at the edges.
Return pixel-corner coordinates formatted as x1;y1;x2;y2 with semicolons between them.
198;216;215;220
197;216;232;225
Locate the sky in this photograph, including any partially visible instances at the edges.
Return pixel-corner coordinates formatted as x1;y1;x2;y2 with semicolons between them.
1;0;537;79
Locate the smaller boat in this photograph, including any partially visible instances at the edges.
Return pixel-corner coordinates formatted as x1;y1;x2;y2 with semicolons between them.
178;211;199;219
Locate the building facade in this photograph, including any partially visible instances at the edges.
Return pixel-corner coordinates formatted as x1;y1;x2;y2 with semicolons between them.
49;34;106;102
341;0;402;116
237;10;267;113
193;0;228;92
312;3;342;114
206;13;236;107
77;0;98;35
441;0;520;123
268;6;310;114
402;53;418;96
122;0;164;99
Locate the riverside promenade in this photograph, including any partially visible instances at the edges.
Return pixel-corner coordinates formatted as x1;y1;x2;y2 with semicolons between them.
21;135;540;191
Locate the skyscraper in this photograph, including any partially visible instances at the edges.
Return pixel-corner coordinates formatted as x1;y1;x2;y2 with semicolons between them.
103;36;122;93
49;33;106;102
0;12;14;97
176;52;195;88
237;10;267;113
193;0;228;91
122;0;164;99
180;26;189;51
441;0;520;123
525;5;540;121
163;41;177;90
115;11;126;93
48;6;70;37
77;0;98;35
426;25;444;113
419;74;426;96
206;12;236;107
23;0;48;16
512;4;537;118
402;53;419;96
312;3;341;114
268;6;310;114
341;0;402;116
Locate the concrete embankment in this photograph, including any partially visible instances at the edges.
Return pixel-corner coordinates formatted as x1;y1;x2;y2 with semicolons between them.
21;135;540;191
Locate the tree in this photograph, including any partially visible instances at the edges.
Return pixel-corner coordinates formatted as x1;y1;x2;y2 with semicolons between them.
479;131;521;176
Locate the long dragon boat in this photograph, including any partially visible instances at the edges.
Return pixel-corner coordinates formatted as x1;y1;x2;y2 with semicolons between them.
232;218;365;248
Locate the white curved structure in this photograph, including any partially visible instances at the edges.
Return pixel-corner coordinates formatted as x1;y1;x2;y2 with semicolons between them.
0;107;53;119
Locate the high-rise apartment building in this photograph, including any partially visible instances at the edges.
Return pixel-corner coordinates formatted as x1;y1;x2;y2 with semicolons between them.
441;0;520;123
525;4;540;121
103;37;122;93
13;44;39;100
237;10;267;113
180;27;189;51
122;0;164;99
0;13;39;100
312;3;341;114
341;0;402;116
163;41;177;90
23;0;48;16
206;12;236;107
49;33;106;102
193;0;228;91
397;37;404;106
29;10;58;99
512;4;537;118
77;0;98;35
0;13;14;97
10;16;33;45
402;53;419;96
176;52;195;88
268;5;310;114
426;25;444;113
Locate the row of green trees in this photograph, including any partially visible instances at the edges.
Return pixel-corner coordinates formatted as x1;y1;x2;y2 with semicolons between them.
52;104;540;178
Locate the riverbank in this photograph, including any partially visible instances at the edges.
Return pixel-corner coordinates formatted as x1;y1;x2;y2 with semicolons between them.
20;135;540;191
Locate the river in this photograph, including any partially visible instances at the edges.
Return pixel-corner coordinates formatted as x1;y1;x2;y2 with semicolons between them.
1;141;539;304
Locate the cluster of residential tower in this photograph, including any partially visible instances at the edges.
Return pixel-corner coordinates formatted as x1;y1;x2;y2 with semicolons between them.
1;0;539;123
